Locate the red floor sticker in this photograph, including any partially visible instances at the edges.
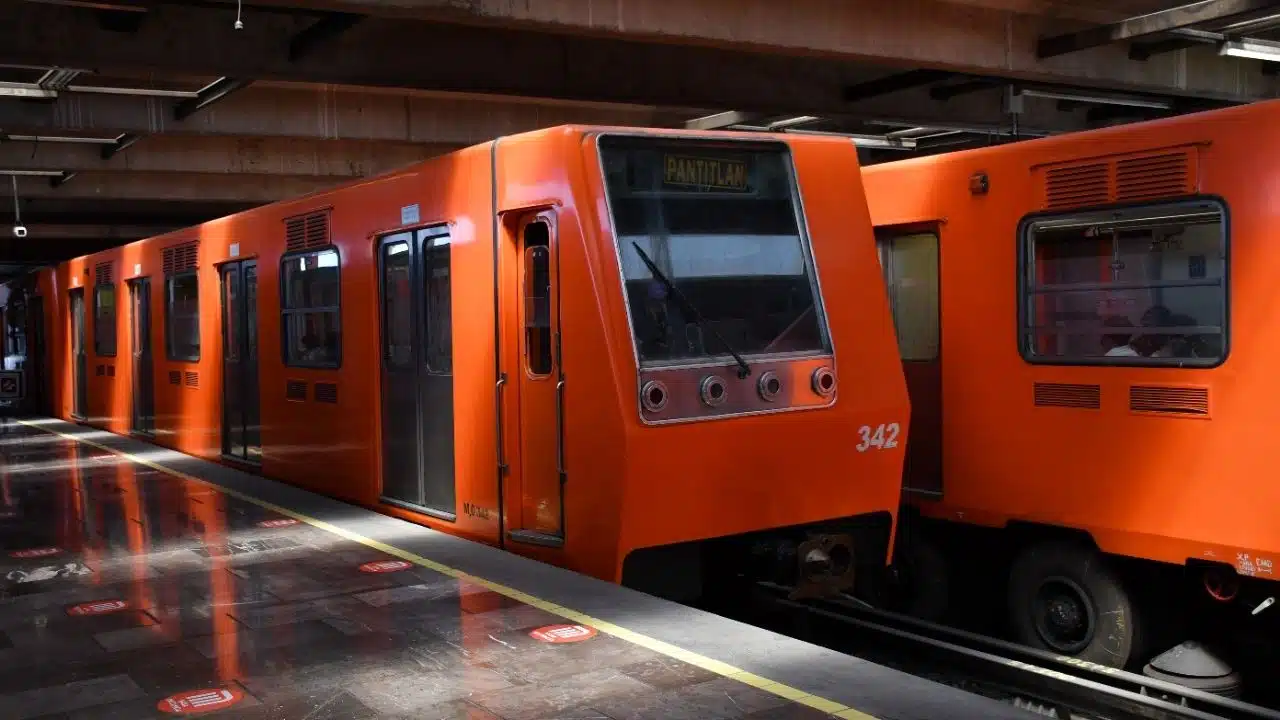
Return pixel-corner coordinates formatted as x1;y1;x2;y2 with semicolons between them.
9;547;60;559
157;687;244;714
256;518;299;528
358;559;412;573
530;624;598;643
66;599;129;617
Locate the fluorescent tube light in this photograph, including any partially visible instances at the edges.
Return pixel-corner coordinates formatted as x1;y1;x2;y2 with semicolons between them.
1219;38;1280;63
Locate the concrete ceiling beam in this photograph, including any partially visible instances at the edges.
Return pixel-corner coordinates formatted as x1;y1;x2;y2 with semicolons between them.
7;171;338;202
0;223;172;241
0;135;456;177
157;0;1280;100
0;83;677;144
1;2;1273;129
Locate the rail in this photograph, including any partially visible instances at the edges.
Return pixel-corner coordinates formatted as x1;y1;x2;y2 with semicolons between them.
753;582;1280;720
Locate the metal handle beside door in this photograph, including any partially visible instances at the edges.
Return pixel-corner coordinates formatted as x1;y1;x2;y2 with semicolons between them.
495;372;507;474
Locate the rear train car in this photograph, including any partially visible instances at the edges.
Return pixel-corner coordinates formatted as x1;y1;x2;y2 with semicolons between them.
5;126;910;604
863;100;1280;683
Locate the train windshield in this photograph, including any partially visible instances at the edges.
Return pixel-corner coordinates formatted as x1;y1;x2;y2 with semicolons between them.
599;135;829;367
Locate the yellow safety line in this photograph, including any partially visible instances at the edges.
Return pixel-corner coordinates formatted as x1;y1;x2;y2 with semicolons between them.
17;418;878;719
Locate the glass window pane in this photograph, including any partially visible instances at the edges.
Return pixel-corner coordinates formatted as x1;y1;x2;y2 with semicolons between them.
283;249;340;310
94;284;116;357
599;136;828;366
281;248;340;367
422;234;453;374
284;311;340;366
1023;203;1225;364
166;272;200;361
383;241;413;368
223;270;240;361
524;239;552;376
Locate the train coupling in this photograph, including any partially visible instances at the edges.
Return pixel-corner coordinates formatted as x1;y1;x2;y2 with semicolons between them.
789;533;855;601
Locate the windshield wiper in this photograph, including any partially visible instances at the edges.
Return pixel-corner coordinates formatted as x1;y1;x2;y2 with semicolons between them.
630;241;751;379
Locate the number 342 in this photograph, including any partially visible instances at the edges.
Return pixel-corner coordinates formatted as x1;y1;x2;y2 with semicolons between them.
856;423;900;452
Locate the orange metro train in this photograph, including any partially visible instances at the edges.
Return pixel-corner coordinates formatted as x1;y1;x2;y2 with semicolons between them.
864;98;1280;684
0;126;910;605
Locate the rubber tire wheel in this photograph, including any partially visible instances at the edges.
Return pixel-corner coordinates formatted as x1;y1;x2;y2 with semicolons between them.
892;530;950;622
1007;541;1139;668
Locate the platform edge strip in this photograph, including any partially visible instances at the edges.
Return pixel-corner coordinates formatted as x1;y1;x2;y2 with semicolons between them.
18;418;880;720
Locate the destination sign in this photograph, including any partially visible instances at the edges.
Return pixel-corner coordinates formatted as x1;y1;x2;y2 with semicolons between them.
663;154;749;192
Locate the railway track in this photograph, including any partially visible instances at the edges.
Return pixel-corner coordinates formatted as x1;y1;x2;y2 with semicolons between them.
752;581;1280;720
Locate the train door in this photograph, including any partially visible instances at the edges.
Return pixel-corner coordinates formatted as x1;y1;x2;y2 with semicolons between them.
877;228;942;496
505;213;564;544
376;226;456;518
129;278;155;435
69;288;87;421
219;260;260;463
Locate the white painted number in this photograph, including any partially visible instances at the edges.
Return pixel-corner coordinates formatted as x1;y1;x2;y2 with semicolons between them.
856;423;900;452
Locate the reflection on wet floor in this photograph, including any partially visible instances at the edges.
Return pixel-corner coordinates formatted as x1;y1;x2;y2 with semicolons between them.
0;420;838;719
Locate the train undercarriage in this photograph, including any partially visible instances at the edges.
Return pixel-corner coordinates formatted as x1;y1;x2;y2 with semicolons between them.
884;514;1280;705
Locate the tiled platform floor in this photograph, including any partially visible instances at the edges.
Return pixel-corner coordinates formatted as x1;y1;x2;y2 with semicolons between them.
0;419;846;719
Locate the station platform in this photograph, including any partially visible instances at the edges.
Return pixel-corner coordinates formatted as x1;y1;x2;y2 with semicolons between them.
0;417;1032;720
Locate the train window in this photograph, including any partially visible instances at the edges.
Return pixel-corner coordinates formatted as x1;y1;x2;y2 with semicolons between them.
165;270;200;362
598;135;830;366
878;232;939;362
1020;199;1227;367
281;248;341;368
93;283;117;357
420;229;452;374
382;240;413;368
524;221;553;376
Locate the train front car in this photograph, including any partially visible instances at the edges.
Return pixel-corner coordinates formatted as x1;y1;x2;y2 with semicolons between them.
499;128;910;605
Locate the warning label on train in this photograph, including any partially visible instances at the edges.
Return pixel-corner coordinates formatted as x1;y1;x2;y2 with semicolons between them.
663;155;749;192
0;372;22;400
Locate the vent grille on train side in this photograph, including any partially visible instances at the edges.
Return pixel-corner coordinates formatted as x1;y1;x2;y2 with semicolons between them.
1130;386;1209;417
1115;153;1191;202
284;209;331;252
313;382;338;404
1033;382;1101;409
286;380;307;401
184;371;199;389
1038;147;1198;211
93;262;113;286
1044;163;1110;209
161;241;199;274
168;370;181;385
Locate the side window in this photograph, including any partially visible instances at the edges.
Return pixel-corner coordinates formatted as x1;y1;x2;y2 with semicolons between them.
420;229;453;374
281;248;341;368
93;283;117;357
878;232;939;362
1021;200;1226;365
523;220;552;376
165;271;200;362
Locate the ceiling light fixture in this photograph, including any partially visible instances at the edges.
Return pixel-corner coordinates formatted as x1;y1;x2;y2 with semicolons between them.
1017;88;1171;110
1219;37;1280;63
2;134;119;145
0;169;66;177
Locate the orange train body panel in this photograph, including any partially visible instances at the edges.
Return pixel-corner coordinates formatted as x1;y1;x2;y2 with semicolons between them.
862;99;1280;581
8;125;909;588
